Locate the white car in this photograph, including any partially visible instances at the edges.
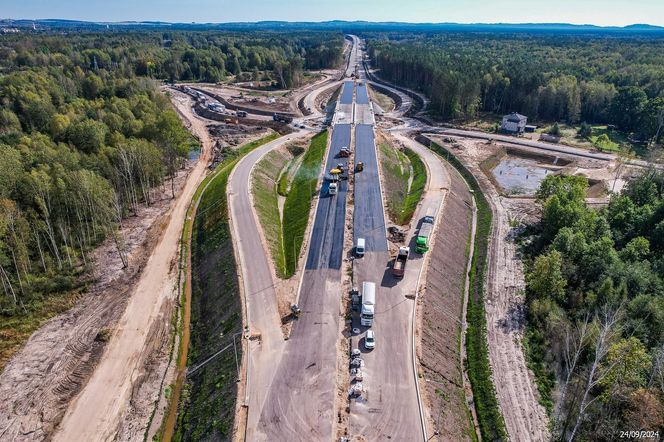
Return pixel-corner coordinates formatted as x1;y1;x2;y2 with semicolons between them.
364;330;375;350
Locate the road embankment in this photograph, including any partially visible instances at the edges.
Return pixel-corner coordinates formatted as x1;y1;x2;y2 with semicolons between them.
417;135;508;441
161;133;278;441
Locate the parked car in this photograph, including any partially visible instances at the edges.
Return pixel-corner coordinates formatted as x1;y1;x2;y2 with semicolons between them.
364;330;375;350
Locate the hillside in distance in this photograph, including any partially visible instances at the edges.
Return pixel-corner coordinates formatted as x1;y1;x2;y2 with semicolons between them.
1;18;664;34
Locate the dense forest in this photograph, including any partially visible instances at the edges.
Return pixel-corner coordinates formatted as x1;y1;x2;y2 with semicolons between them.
0;58;193;319
0;30;343;345
524;173;664;440
367;33;664;141
0;31;344;88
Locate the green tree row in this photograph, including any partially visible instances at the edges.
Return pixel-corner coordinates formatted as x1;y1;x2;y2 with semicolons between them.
1;31;344;88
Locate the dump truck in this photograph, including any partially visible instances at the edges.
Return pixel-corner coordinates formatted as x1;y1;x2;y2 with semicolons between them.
391;246;410;277
360;281;376;327
273;113;293;124
416;215;435;253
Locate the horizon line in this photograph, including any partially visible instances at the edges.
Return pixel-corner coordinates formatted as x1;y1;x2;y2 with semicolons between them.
1;18;663;28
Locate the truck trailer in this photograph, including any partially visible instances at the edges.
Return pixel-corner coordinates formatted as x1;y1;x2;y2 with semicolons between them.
360;281;376;327
416;215;435;253
391;246;410;277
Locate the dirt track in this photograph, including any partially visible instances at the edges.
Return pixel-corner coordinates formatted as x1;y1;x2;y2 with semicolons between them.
485;197;550;441
428;136;550;441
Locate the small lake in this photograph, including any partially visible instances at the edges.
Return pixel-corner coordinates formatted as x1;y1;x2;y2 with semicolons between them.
492;158;554;195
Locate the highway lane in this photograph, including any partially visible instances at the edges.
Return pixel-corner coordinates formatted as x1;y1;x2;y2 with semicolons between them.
255;97;354;440
356;82;370;105
340;79;355;105
306;124;351;270
227;133;310;441
348;37;425;442
353;124;387;253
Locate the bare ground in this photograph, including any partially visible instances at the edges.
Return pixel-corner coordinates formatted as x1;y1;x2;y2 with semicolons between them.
430;136;551;441
418;161;477;441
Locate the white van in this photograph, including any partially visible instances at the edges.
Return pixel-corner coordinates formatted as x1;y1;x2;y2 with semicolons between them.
355;237;365;257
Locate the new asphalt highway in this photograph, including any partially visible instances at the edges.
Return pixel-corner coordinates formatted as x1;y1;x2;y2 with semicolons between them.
254;83;355;441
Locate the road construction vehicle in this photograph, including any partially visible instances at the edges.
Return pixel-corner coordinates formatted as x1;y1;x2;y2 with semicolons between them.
329;182;338;195
391;246;410;277
360;281;376;327
416;214;435;253
290;304;301;318
355;161;364;172
273;112;293;124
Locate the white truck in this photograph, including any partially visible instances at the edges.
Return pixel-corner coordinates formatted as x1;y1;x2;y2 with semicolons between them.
360;281;376;327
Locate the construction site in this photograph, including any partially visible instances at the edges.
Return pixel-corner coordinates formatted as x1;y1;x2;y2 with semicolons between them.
1;23;662;442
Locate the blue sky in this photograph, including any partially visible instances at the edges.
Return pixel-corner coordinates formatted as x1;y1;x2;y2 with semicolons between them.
2;0;663;26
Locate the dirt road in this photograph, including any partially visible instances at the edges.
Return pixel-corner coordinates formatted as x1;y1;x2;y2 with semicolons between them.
425;135;550;441
52;92;212;441
485;196;550;441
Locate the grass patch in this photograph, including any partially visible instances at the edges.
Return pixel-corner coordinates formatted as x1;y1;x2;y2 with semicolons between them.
276;144;305;197
169;132;278;441
428;140;508;441
400;147;427;224
252;149;292;278
370;88;396;112
379;141;409;223
282;130;328;276
378;142;427;225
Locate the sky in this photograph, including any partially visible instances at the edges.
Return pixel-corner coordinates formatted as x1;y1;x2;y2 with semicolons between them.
2;0;663;26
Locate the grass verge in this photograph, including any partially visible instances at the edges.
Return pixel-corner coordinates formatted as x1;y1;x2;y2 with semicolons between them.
401;147;427;224
378;142;427;225
429;140;508;441
282;130;328;276
252;149;291;277
158;132;278;442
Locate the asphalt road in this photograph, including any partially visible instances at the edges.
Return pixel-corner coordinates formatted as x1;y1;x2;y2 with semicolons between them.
227;134;310;441
353;124;387;253
306;123;351;270
356;82;370;105
254;111;353;440
348;38;425;442
340;80;355;105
